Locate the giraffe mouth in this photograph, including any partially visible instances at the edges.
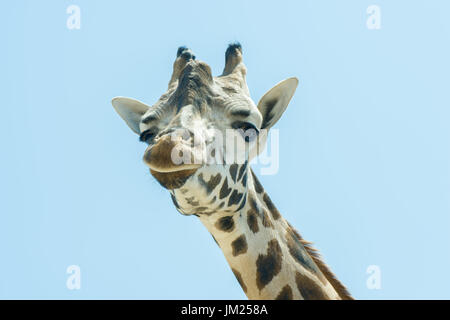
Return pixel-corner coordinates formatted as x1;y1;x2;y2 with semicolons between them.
149;168;199;190
143;133;202;189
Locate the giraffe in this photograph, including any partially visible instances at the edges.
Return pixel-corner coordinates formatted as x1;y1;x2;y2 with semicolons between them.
111;44;353;300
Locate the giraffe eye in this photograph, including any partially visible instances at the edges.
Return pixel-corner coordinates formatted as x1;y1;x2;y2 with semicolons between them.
232;121;260;142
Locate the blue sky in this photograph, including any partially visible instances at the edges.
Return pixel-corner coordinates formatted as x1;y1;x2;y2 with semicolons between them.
1;0;449;299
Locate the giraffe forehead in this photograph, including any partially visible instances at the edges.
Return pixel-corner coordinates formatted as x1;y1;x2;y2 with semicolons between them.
222;97;262;128
142;67;261;128
141;97;262;135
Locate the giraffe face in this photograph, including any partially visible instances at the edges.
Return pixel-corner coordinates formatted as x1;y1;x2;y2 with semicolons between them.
137;64;263;186
112;44;298;214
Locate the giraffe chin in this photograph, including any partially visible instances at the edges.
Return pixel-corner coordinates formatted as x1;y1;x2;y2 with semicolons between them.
149;168;198;190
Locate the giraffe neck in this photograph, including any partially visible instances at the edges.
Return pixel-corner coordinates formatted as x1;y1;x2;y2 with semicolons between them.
198;170;348;300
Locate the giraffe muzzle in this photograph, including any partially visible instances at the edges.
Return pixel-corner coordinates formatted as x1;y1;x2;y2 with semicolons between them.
143;135;202;189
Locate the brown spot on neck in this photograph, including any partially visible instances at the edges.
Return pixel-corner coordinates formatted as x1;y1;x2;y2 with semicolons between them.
256;239;283;291
262;193;281;220
231;235;248;256
229;164;238;182
295;272;332;300
251;169;264;194
198;173;222;195
219;177;232;199
275;285;293;300
248;193;260;213
237;161;248;181
261;209;274;229
227;190;244;207
215;216;235;233
246;209;259;234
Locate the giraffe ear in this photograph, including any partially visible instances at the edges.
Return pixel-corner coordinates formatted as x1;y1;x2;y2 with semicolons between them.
111;97;150;134
257;77;298;130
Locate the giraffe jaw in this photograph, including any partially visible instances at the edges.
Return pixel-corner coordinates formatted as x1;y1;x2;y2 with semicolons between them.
149;167;199;190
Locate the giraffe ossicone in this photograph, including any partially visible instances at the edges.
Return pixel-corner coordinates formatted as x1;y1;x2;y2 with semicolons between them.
111;43;353;300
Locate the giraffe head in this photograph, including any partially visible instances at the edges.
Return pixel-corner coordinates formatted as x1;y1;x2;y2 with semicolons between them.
112;44;297;215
